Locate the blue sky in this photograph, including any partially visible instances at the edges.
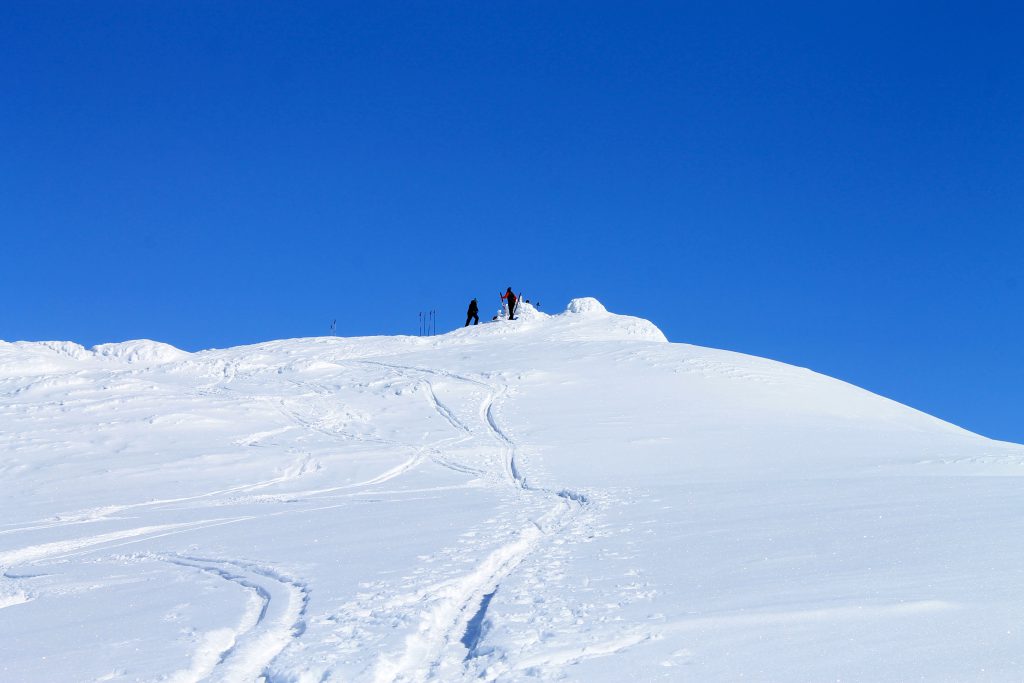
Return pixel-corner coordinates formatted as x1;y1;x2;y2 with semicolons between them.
3;2;1022;442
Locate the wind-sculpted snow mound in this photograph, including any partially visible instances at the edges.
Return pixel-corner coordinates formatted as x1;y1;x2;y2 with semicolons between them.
0;339;190;382
509;300;548;321
0;340;97;377
550;298;667;343
565;297;607;314
0;339;189;377
91;340;189;364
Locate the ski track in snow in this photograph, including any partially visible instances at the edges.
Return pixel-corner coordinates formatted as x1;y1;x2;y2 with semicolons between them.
1;451;324;537
508;631;653;673
360;362;593;682
372;504;567;683
483;389;525;489
159;554;311;683
0;518;256;570
355;448;429;487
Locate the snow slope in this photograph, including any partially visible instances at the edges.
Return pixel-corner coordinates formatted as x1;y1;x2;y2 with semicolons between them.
2;299;1023;682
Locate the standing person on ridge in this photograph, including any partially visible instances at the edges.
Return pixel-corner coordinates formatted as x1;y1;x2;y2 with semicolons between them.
465;298;479;326
500;287;518;320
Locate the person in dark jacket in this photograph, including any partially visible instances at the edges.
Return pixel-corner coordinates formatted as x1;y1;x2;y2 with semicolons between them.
465;298;479;326
500;287;518;320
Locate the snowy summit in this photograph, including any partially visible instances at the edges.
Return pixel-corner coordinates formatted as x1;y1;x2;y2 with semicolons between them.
1;299;1022;682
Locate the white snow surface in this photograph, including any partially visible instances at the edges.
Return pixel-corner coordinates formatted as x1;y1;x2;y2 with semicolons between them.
2;299;1023;682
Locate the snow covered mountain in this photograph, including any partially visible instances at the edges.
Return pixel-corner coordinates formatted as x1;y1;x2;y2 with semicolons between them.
2;299;1022;682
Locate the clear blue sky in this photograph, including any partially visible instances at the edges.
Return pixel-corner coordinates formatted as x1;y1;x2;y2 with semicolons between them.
3;2;1022;442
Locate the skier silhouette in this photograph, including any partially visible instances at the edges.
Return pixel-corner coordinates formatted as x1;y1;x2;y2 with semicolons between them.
500;287;517;320
465;298;479;326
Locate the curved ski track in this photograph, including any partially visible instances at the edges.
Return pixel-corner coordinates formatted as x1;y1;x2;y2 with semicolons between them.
161;554;311;683
361;362;590;682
